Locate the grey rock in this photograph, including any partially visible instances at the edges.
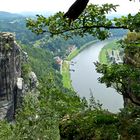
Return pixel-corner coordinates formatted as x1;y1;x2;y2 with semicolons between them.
28;71;39;90
17;78;23;90
0;32;21;121
0;32;39;121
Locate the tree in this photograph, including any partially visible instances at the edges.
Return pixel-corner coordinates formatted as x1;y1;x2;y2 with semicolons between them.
0;1;140;139
26;2;140;39
95;62;140;106
26;1;140;139
26;1;140;106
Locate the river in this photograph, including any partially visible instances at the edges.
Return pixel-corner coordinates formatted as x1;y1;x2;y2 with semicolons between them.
70;40;124;113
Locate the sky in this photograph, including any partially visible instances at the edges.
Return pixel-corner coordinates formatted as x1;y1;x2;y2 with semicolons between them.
0;0;140;15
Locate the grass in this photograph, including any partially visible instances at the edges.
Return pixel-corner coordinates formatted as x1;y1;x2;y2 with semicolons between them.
62;40;98;89
67;48;79;61
99;40;120;64
62;60;74;90
99;47;108;64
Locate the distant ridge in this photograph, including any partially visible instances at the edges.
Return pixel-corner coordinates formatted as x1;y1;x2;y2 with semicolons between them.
20;11;53;17
0;11;23;19
0;11;52;19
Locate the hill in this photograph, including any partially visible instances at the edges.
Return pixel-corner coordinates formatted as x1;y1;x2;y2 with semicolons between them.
0;11;23;20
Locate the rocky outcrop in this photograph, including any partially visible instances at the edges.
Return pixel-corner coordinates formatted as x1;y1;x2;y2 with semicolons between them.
0;32;39;121
0;32;21;120
28;71;39;90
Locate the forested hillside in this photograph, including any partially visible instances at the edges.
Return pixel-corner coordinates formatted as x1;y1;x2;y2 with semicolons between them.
0;0;140;139
0;11;127;57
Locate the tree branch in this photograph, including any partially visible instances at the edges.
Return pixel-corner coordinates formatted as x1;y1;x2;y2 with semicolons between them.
46;25;128;35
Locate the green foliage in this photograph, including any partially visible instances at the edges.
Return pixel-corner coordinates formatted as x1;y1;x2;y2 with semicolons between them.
12;91;60;140
59;104;140;140
60;109;119;140
0;103;139;140
62;60;73;89
118;106;140;139
4;43;11;50
0;17;42;44
35;34;96;58
99;40;122;64
21;63;31;82
39;73;87;116
95;62;140;99
114;13;140;32
0;121;13;140
89;92;102;110
0;72;86;139
27;4;118;40
21;44;60;77
95;32;140;106
26;2;140;41
0;1;140;140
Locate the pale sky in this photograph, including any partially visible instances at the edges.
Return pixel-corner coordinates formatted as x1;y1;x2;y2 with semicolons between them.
0;0;140;15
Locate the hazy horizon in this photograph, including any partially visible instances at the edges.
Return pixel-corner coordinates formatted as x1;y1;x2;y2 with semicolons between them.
0;0;139;15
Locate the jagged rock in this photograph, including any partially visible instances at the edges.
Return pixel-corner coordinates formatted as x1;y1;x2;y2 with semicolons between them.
28;71;39;90
0;32;22;120
17;78;23;90
0;32;39;121
22;51;29;62
0;32;40;121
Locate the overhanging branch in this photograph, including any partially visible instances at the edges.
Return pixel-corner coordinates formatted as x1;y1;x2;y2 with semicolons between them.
44;25;128;35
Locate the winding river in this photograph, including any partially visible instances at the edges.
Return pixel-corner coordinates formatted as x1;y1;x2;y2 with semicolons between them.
70;40;124;113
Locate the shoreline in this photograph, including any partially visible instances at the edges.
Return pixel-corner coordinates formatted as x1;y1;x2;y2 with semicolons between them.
67;40;98;61
62;40;98;89
98;39;121;64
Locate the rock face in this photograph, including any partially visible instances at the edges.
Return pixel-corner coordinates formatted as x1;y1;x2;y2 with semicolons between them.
28;71;39;91
0;32;21;121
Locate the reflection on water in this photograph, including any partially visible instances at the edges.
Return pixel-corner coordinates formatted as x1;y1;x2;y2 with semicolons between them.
70;40;124;113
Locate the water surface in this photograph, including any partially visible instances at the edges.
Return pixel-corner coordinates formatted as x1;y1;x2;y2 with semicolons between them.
70;40;123;112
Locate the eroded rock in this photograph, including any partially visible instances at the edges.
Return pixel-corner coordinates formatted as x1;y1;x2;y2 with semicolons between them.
0;32;21;120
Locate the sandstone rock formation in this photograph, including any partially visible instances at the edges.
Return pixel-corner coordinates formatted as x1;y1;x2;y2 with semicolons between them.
0;32;22;120
0;32;38;121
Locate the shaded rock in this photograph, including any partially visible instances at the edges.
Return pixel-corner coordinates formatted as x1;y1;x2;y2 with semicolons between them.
17;78;23;90
0;32;22;121
28;71;39;90
0;32;39;121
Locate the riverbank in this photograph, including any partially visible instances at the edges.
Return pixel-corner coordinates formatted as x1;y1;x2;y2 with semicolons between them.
70;40;123;112
61;60;74;90
62;40;98;89
67;40;98;61
99;39;121;64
